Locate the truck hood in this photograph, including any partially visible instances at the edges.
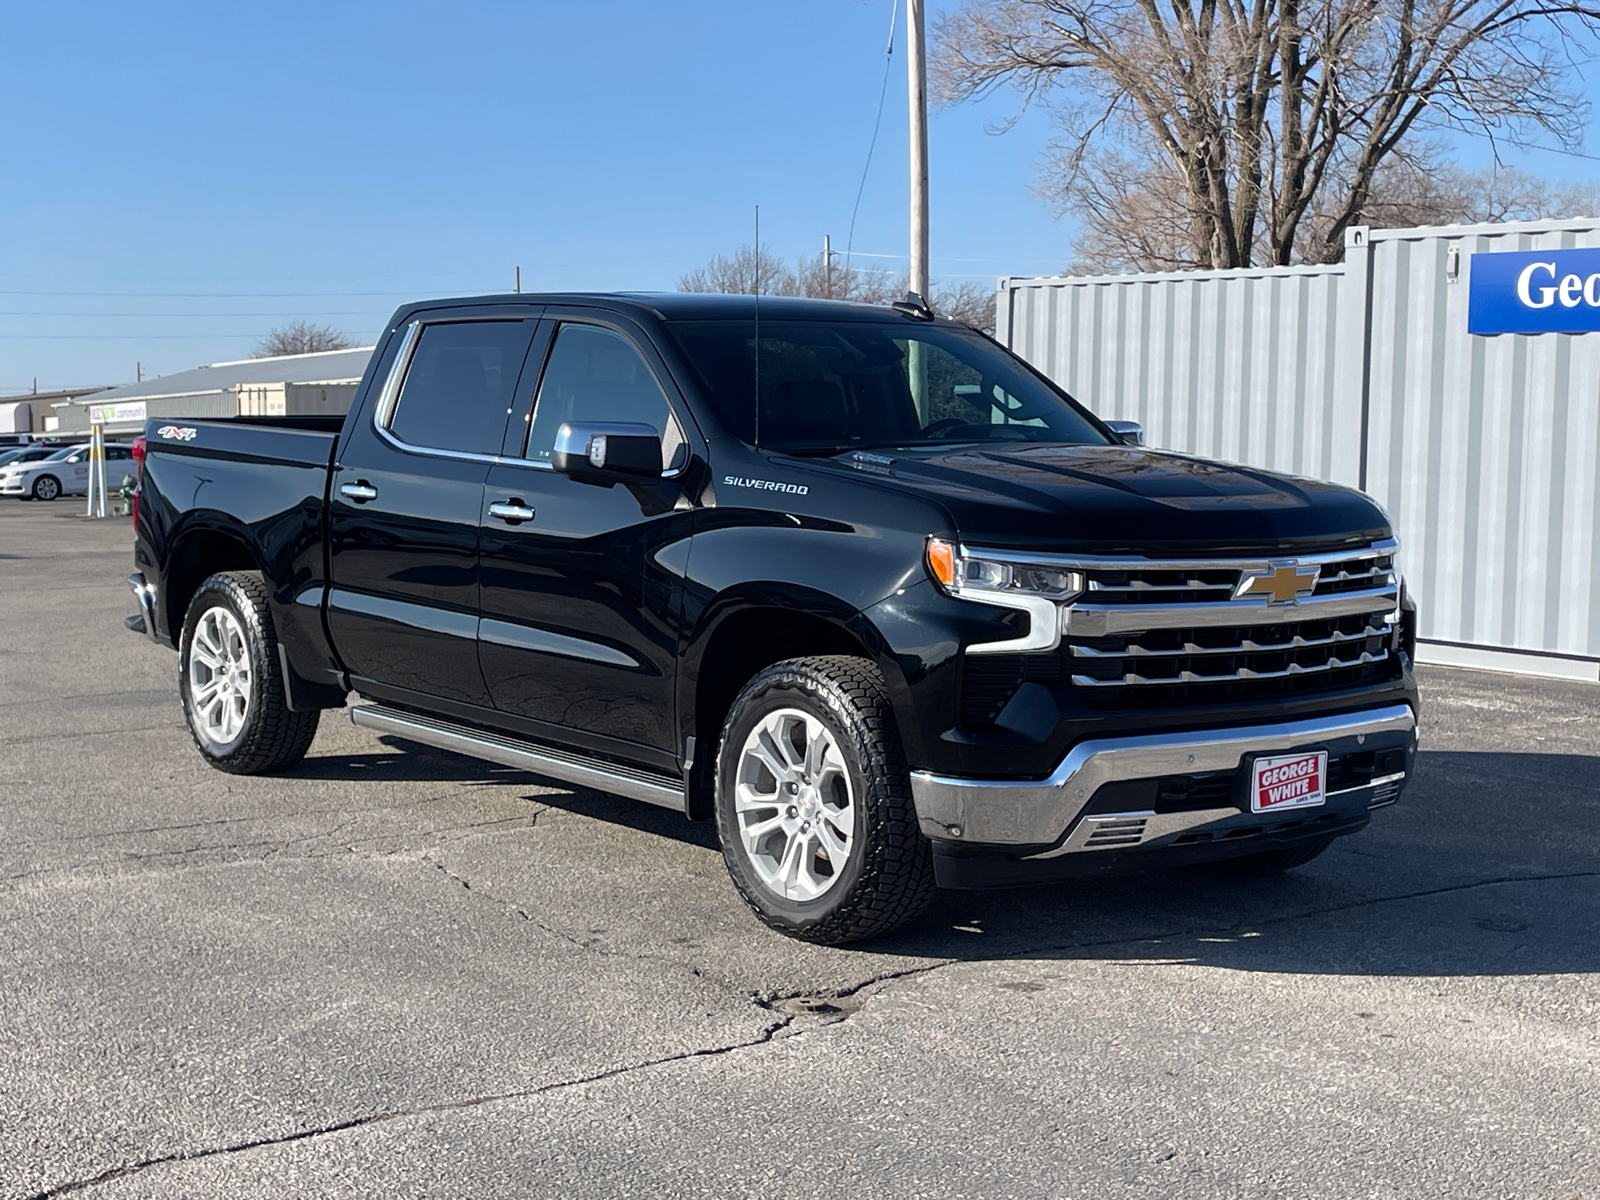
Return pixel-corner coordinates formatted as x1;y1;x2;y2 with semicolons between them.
806;444;1390;552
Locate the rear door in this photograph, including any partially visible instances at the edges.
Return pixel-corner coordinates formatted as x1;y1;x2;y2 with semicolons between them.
328;313;539;709
476;311;696;768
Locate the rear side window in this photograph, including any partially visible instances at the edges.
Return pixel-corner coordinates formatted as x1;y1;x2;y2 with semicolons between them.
524;323;682;465
388;321;531;455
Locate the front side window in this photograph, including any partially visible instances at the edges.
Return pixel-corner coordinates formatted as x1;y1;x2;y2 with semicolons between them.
665;318;1110;455
524;323;683;467
387;321;529;456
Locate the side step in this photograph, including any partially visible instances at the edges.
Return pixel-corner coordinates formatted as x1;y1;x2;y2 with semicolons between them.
349;703;685;813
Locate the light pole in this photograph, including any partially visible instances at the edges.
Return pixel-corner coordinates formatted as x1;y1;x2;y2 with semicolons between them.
907;0;929;303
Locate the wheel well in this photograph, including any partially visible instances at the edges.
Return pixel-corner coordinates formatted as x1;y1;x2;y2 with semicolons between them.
163;529;260;643
688;607;871;818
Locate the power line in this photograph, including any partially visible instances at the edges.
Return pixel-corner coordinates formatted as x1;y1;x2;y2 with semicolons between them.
0;310;389;318
845;0;899;271
0;289;437;298
0;332;382;341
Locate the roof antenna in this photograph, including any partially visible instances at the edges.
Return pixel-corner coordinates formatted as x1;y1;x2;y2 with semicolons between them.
753;204;761;452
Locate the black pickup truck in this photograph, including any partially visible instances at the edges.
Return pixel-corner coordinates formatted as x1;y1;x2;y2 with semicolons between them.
128;292;1418;943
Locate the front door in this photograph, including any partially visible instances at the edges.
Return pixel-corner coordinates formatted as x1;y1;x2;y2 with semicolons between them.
328;314;539;708
477;315;695;770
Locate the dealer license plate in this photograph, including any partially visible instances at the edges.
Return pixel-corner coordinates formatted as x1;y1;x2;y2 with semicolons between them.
1250;751;1328;814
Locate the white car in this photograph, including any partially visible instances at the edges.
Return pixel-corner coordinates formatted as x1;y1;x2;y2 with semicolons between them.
0;443;133;501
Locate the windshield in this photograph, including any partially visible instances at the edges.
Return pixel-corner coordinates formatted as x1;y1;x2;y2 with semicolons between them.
665;318;1109;454
0;449;24;466
43;445;81;461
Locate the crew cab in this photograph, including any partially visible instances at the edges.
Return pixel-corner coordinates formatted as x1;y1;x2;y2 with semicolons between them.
127;293;1419;943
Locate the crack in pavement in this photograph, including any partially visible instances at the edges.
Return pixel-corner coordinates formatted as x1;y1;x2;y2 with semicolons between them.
419;847;722;974
24;1013;799;1199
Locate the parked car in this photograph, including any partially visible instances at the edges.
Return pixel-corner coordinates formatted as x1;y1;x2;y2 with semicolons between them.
0;444;76;471
128;292;1419;944
1;442;133;501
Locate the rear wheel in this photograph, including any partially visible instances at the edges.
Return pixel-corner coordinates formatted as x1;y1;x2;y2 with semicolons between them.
715;655;934;944
31;475;60;501
180;571;320;774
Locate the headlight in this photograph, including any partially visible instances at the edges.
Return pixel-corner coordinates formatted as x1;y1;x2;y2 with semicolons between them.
925;538;1081;655
926;538;1083;601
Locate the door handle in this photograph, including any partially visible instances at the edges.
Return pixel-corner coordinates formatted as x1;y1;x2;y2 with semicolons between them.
340;481;378;503
488;499;536;525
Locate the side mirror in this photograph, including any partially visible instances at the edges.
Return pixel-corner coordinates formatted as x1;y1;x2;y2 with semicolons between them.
551;421;663;483
1105;419;1143;446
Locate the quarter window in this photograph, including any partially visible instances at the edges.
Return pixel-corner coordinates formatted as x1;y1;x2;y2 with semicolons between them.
525;324;684;467
388;321;530;456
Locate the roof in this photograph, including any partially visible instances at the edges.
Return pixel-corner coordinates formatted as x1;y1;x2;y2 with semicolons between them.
0;386;113;405
392;291;943;324
70;346;375;406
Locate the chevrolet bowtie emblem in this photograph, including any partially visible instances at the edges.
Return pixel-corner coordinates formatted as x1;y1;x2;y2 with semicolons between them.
1237;562;1320;604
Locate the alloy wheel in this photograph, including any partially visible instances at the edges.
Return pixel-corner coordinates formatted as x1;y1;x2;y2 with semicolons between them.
188;606;253;746
734;707;856;901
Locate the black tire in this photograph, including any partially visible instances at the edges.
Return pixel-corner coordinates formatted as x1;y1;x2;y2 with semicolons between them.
31;474;60;501
1214;836;1335;876
715;655;935;945
179;571;320;775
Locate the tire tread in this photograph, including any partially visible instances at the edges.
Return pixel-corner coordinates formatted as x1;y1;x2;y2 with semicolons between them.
716;655;935;945
181;571;319;775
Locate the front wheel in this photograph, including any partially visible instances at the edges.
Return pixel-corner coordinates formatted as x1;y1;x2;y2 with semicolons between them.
715;656;935;944
180;571;320;774
31;475;60;501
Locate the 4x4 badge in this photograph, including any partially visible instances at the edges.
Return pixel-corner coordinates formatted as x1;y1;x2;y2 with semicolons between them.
1236;562;1319;604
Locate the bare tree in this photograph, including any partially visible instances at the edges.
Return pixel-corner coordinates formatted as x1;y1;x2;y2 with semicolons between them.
255;321;356;358
680;246;996;332
935;0;1600;269
678;246;801;296
1069;150;1600;273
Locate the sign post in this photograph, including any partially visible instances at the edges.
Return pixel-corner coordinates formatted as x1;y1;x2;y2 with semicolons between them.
86;423;106;518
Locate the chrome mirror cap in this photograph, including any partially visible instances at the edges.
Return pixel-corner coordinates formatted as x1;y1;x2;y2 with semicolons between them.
1105;419;1143;446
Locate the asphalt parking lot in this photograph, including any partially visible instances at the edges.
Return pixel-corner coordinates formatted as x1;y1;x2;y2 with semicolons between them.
2;500;1597;1199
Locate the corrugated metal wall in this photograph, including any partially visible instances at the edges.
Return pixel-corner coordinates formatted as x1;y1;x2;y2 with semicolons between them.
1000;264;1362;486
999;217;1600;677
1358;221;1600;663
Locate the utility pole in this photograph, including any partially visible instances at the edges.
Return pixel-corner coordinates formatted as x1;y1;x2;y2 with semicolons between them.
907;0;929;302
823;234;833;298
136;361;141;383
515;265;521;294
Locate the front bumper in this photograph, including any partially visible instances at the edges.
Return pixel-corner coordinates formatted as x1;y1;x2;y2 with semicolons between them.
910;704;1417;872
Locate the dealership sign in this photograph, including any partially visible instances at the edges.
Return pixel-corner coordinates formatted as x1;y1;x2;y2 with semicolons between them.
87;400;148;425
1469;248;1600;335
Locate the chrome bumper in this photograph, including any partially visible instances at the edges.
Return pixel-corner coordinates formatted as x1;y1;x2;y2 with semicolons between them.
126;572;161;643
909;703;1417;849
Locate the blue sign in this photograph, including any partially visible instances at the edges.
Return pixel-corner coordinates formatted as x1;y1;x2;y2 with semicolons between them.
1469;247;1600;335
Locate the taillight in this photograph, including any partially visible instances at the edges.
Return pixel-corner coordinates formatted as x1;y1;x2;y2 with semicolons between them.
130;436;146;531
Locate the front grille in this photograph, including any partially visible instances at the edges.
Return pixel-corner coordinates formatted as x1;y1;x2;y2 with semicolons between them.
1069;611;1393;688
959;540;1401;723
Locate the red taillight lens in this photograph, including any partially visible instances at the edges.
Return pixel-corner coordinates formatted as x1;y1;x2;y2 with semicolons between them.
130;436;146;531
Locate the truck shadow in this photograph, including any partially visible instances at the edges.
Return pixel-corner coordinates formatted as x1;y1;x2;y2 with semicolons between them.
305;741;1599;977
886;748;1600;978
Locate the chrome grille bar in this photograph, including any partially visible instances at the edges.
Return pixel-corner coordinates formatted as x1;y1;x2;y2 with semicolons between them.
1072;648;1391;688
1067;585;1398;636
1070;622;1393;658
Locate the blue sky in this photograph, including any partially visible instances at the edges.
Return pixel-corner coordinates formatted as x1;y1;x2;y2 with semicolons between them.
2;0;1594;392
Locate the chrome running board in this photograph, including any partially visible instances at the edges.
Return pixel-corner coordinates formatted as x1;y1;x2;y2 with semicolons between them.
349;703;685;812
